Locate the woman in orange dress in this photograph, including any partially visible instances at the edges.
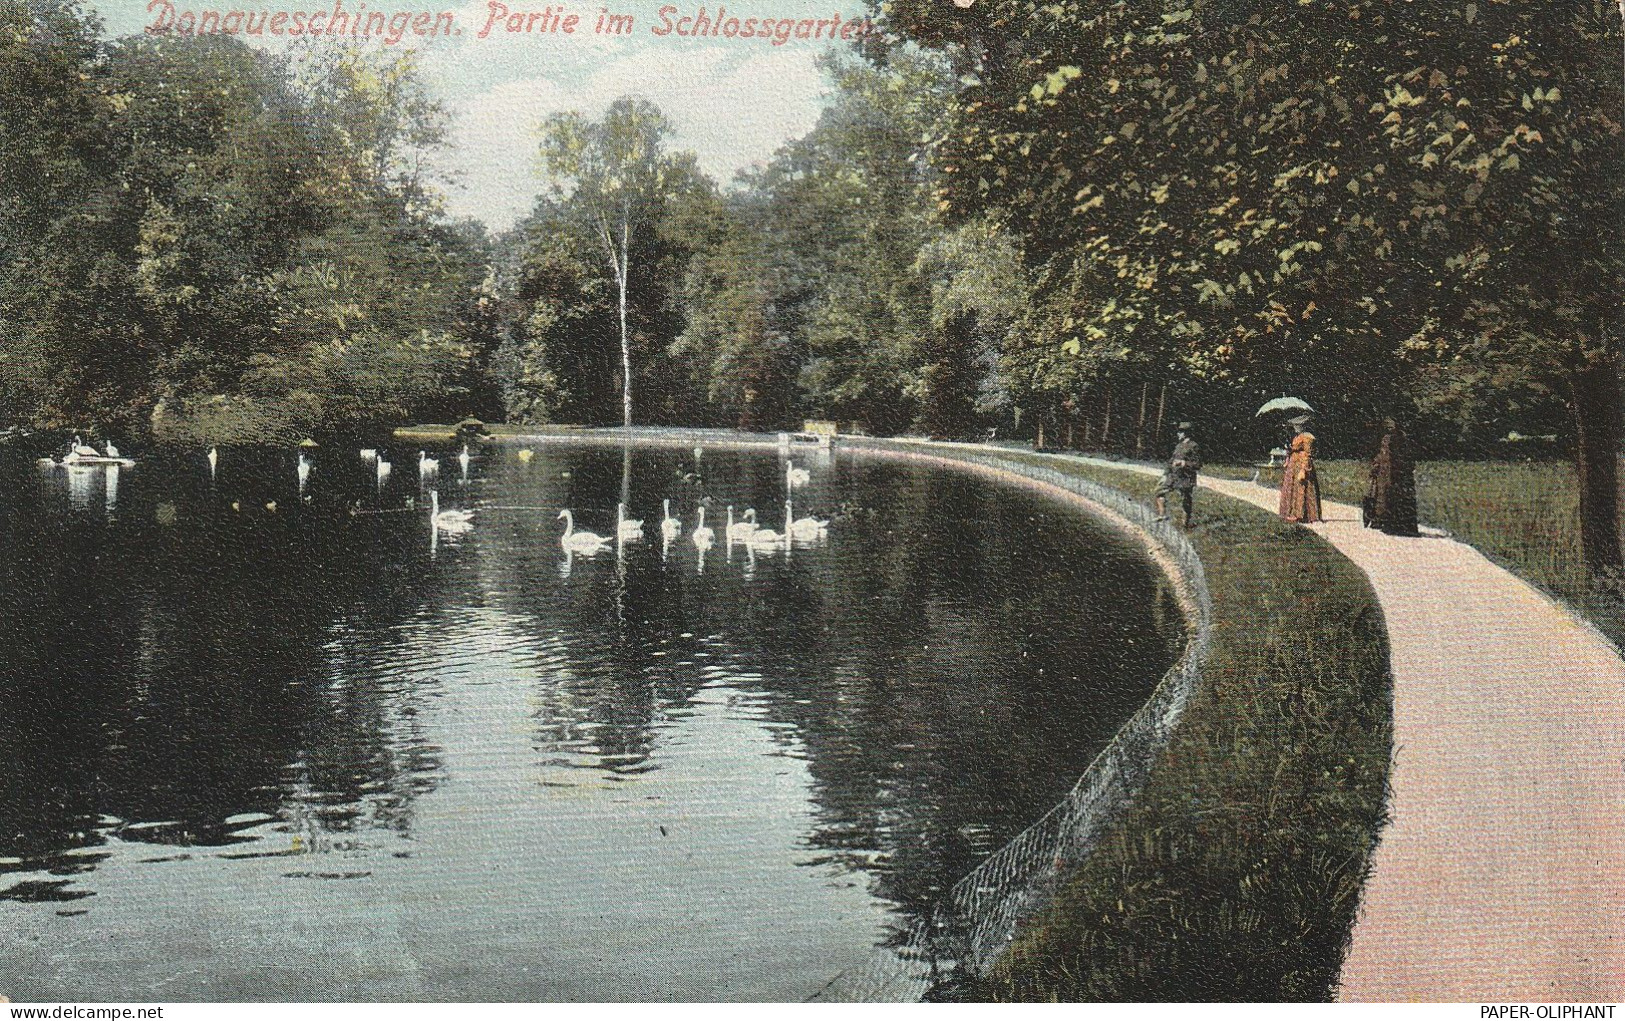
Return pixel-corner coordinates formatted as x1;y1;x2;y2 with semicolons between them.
1278;415;1323;523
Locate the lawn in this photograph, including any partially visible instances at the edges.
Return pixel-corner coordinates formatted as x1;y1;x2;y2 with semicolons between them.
972;454;1393;1001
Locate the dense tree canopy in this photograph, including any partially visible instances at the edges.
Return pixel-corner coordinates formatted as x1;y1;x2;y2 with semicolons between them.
0;1;495;444
876;0;1625;571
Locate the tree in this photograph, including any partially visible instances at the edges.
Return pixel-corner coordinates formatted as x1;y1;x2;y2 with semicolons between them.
294;44;450;213
0;0;133;429
536;99;689;427
691;49;956;434
882;0;1625;575
1373;0;1625;579
912;218;1029;438
668;193;799;430
1;14;492;443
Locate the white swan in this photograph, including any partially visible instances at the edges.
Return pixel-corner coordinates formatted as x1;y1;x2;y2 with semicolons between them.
785;460;810;488
741;503;783;546
419;450;439;477
660;499;681;543
297;452;312;489
430;490;474;533
360;448;378;462
458;444;471;475
207;446;219;473
376;454;392;484
726;505;757;543
785;499;828;540
559;509;610;552
691;506;715;549
744;512;787;549
617;502;644;542
70;436;99;459
105;441;120;458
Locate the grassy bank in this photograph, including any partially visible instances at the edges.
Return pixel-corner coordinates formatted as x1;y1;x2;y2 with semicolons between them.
975;455;1393;1001
1210;459;1625;649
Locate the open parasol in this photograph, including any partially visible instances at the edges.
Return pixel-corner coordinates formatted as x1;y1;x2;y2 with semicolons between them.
1255;397;1314;417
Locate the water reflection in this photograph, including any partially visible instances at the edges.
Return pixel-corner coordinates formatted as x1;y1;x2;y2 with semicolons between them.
0;443;1181;1000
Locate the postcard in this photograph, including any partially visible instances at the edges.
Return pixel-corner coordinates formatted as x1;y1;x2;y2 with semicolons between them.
1;0;1621;1006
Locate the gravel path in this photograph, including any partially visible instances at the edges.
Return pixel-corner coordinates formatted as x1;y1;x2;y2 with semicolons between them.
1069;456;1625;1001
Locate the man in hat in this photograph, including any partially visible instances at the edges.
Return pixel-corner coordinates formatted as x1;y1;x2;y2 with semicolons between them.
1155;422;1202;527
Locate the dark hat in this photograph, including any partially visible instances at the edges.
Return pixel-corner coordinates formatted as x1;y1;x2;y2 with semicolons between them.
1176;421;1194;431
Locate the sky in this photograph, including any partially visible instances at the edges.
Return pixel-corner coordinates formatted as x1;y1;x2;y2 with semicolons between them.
91;0;857;230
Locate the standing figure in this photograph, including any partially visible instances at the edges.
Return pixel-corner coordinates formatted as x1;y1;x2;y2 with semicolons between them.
1278;415;1323;523
1154;421;1202;528
1365;417;1419;536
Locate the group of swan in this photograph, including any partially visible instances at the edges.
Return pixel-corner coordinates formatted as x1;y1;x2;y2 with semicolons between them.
557;456;827;558
560;501;821;556
183;443;824;558
357;447;393;485
375;446;471;482
557;502;647;552
552;455;827;558
723;500;827;549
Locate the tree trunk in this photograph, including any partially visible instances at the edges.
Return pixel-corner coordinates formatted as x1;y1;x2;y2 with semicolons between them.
1154;383;1168;449
1101;394;1114;450
1035;418;1044;450
618;219;633;428
1135;382;1149;457
1571;357;1624;580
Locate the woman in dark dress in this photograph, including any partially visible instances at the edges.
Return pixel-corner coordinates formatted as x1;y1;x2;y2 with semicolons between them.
1365;417;1419;536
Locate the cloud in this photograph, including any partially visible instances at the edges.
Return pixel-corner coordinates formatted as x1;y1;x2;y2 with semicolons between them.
438;76;564;229
90;0;838;230
442;42;828;229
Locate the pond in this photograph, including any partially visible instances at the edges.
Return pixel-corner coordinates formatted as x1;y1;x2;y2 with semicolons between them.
0;439;1183;1001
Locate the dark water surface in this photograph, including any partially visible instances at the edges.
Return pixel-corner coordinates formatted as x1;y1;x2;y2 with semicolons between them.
0;441;1181;1001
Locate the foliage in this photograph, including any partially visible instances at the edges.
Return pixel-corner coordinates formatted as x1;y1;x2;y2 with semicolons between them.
911;218;1028;435
665;49;965;434
667;193;800;430
0;3;494;443
877;0;1625;572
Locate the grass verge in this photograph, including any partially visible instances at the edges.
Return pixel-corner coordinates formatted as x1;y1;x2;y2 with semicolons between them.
974;455;1393;1001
